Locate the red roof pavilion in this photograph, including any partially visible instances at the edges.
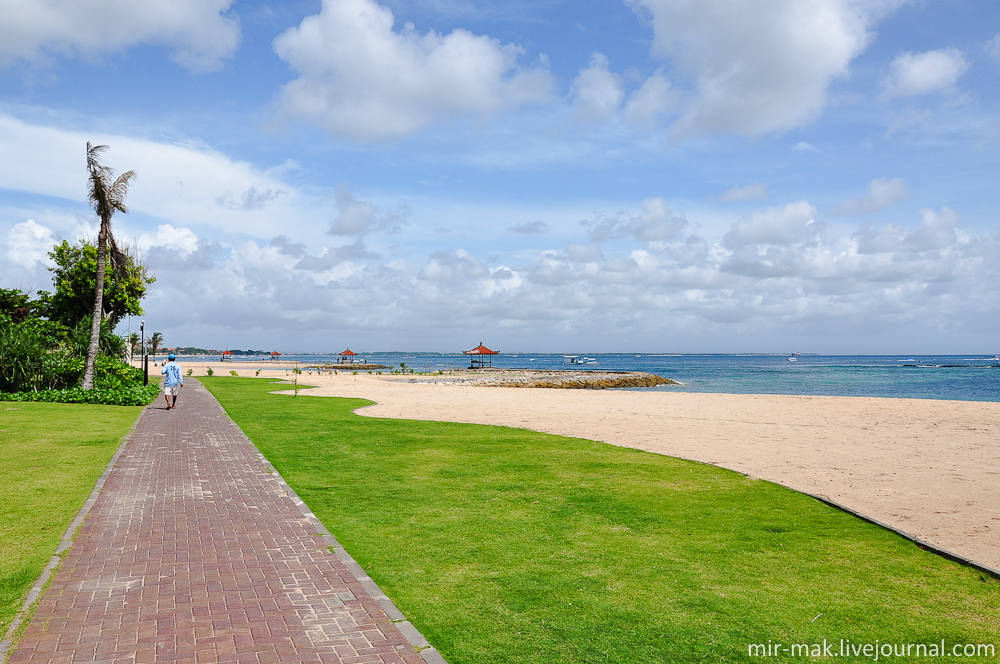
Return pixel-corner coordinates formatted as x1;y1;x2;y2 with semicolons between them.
339;348;358;363
463;342;498;368
221;350;233;361
270;351;281;361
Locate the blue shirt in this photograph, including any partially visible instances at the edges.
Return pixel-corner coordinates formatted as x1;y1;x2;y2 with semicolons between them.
161;361;183;387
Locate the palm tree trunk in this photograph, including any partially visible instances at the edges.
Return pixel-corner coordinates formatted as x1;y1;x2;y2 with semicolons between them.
81;219;109;389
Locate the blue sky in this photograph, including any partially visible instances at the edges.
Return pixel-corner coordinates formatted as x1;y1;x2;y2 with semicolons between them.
1;0;998;353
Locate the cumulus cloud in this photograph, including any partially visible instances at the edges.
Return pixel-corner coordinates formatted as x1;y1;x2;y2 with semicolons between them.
112;196;1000;353
328;187;409;236
507;220;549;234
627;0;874;137
723;201;821;248
5;219;55;270
622;73;677;127
833;177;908;215
273;0;554;140
137;224;199;255
854;207;960;254
883;49;970;98
587;198;687;243
295;240;378;271
720;184;768;204
418;249;488;282
570;53;625;122
0;0;240;72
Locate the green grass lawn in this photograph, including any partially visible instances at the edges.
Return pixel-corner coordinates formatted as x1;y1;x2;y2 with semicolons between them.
204;377;1000;663
0;401;143;637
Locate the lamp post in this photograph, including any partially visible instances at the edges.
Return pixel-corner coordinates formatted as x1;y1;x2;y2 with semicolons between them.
141;320;148;386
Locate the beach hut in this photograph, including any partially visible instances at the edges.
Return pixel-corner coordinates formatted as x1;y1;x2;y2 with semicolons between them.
463;342;498;369
221;350;233;362
338;348;358;364
270;351;281;362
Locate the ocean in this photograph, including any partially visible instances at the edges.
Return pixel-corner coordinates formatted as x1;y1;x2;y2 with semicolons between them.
210;352;1000;402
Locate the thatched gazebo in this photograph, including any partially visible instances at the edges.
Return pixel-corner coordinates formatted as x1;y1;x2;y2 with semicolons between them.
220;350;234;362
463;342;498;369
270;351;281;362
338;348;358;364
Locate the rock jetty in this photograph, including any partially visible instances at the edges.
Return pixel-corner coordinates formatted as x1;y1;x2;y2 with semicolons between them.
396;369;678;390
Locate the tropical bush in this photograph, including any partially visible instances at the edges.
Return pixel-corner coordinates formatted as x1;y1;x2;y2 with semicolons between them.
0;384;159;406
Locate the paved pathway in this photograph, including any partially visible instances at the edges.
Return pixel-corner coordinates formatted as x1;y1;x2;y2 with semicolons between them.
9;380;437;664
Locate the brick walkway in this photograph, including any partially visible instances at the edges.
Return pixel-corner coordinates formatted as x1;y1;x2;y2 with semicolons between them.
9;380;436;664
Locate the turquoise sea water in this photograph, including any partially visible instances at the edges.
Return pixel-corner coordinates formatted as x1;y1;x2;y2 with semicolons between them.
210;352;1000;402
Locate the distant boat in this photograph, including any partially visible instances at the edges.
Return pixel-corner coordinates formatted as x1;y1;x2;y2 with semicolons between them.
563;355;598;365
787;357;798;362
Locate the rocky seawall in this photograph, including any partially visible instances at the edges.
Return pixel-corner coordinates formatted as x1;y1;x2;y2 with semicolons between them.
397;369;678;390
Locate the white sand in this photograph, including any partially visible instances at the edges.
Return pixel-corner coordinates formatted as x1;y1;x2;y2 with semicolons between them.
186;362;1000;570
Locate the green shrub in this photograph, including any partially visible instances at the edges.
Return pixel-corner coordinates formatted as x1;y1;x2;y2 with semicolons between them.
230;370;239;377
94;356;143;390
206;367;214;376
0;384;160;406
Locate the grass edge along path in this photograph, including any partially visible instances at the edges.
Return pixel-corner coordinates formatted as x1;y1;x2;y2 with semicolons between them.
204;377;1000;664
0;401;143;655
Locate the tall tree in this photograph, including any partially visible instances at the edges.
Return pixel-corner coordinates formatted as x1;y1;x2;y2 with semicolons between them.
149;332;164;360
44;239;153;329
82;143;136;390
129;332;140;361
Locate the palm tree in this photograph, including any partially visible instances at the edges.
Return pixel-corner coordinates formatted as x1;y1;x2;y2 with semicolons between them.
128;332;140;362
149;332;164;361
81;143;136;389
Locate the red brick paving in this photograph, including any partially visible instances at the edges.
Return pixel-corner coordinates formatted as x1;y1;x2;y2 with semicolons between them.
10;380;428;664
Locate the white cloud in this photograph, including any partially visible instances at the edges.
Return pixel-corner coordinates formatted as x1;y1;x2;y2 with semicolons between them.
0;0;240;72
0;113;320;237
792;141;819;152
273;0;555;140
507;220;549;235
418;249;488;282
5;219;55;270
627;0;875;137
833;177;908;215
855;207;960;254
328;187;409;236
588;198;687;243
110;196;1000;352
883;49;970;98
570;53;625;122
988;34;1000;61
622;73;677;127
137;224;199;256
720;184;768;204
723;201;821;248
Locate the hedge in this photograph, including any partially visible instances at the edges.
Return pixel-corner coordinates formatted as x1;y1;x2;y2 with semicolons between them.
0;383;161;406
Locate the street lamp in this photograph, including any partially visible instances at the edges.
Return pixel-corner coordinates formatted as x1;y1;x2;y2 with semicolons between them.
141;320;148;386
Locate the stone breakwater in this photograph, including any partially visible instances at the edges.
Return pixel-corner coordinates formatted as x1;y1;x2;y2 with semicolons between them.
397;369;678;390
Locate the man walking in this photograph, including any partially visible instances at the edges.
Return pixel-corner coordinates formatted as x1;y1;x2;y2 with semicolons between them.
161;353;183;410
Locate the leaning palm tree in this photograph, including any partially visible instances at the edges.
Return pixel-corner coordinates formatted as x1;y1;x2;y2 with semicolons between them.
81;143;136;390
149;332;164;361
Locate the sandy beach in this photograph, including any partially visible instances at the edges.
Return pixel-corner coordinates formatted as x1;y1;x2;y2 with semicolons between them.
173;360;1000;571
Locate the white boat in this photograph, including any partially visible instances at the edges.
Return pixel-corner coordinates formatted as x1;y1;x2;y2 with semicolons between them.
787;357;798;362
563;355;598;365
